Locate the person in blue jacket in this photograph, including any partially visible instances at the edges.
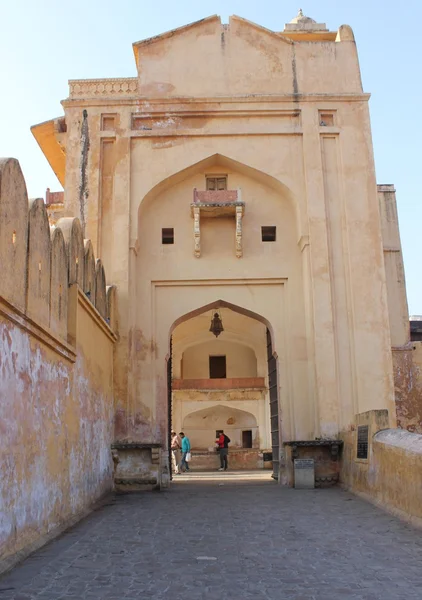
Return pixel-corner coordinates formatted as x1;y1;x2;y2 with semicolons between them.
178;432;191;473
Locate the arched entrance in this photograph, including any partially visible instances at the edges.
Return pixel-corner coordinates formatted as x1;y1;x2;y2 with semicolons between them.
167;300;280;480
131;148;308;487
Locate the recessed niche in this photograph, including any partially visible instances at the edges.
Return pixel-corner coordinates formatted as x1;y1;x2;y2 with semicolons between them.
319;112;335;127
101;114;117;131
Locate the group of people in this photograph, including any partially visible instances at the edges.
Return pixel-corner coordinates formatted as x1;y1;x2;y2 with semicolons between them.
171;430;231;474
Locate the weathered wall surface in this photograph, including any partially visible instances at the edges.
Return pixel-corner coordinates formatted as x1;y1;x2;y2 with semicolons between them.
378;185;409;348
341;413;422;526
393;343;422;433
0;159;116;567
134;16;363;98
378;185;422;433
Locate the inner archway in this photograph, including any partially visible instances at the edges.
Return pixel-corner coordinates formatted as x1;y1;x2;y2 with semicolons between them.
167;301;280;480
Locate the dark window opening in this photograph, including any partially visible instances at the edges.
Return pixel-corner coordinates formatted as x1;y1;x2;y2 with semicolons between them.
162;228;174;244
242;430;253;448
357;425;369;459
206;176;227;191
261;226;276;242
209;355;226;379
410;319;422;341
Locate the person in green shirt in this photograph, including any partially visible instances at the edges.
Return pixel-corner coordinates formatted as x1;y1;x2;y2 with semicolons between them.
178;432;191;473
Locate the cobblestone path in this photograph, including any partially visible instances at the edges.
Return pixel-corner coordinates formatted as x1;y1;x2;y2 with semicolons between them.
1;473;422;599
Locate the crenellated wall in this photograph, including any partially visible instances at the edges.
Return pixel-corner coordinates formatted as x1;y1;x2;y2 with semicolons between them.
0;158;117;571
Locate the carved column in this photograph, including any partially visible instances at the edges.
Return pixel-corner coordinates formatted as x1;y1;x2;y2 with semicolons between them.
235;206;243;258
193;206;201;258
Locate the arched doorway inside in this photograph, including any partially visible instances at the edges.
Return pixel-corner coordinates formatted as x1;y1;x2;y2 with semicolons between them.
167;301;280;480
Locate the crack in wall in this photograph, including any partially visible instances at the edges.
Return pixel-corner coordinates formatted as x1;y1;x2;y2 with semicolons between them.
291;44;299;97
79;110;90;235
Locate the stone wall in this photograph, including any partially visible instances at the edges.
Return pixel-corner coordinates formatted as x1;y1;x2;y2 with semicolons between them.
341;410;422;526
0;158;117;569
188;449;263;471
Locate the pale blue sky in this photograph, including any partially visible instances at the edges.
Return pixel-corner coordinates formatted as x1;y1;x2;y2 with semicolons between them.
1;1;421;313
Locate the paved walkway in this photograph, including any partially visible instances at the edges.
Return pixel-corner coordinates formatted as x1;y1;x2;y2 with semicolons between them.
1;472;422;599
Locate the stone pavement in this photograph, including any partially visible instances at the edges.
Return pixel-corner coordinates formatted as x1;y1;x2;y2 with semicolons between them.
1;472;422;600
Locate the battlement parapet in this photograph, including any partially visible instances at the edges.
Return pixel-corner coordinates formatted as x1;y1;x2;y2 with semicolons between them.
0;158;117;342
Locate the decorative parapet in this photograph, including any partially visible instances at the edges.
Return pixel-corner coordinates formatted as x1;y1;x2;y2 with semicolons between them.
45;188;65;227
235;205;243;258
172;377;265;390
0;158;117;344
68;78;138;99
45;189;64;206
193;189;239;204
111;442;162;449
193;205;201;258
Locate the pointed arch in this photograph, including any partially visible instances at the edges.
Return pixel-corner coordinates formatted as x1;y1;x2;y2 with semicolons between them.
137;153;301;234
183;404;258;429
169;299;275;351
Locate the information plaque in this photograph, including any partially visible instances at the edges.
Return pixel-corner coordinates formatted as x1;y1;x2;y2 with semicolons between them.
294;458;315;489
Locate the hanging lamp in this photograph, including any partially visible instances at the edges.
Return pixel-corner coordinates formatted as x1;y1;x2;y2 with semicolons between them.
209;310;224;337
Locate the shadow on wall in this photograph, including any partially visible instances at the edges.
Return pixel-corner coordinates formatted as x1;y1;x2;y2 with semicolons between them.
0;157;116;336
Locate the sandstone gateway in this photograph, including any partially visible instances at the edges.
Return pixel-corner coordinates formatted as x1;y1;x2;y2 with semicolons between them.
1;11;421;567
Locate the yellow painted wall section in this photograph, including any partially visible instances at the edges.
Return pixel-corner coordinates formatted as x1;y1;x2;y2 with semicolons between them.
0;158;116;566
342;418;422;526
181;340;257;379
0;296;114;563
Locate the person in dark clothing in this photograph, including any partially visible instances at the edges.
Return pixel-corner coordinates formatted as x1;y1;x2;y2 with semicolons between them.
216;431;230;471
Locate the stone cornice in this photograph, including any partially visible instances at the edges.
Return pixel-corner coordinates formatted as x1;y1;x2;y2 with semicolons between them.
0;295;76;363
77;288;118;344
62;92;371;109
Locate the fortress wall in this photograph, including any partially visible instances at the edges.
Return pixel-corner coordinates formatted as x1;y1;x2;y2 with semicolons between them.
341;414;422;528
0;158;117;570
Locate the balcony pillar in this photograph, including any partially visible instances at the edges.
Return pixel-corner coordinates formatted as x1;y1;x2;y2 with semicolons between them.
193;205;201;258
235;205;243;258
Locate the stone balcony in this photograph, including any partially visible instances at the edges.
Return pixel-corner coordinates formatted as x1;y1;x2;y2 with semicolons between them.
172;377;265;390
190;189;245;258
191;188;244;217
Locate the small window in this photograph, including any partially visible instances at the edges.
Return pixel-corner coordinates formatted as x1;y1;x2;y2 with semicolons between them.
261;226;276;242
242;430;253;448
206;176;227;191
209;356;226;379
162;228;174;244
